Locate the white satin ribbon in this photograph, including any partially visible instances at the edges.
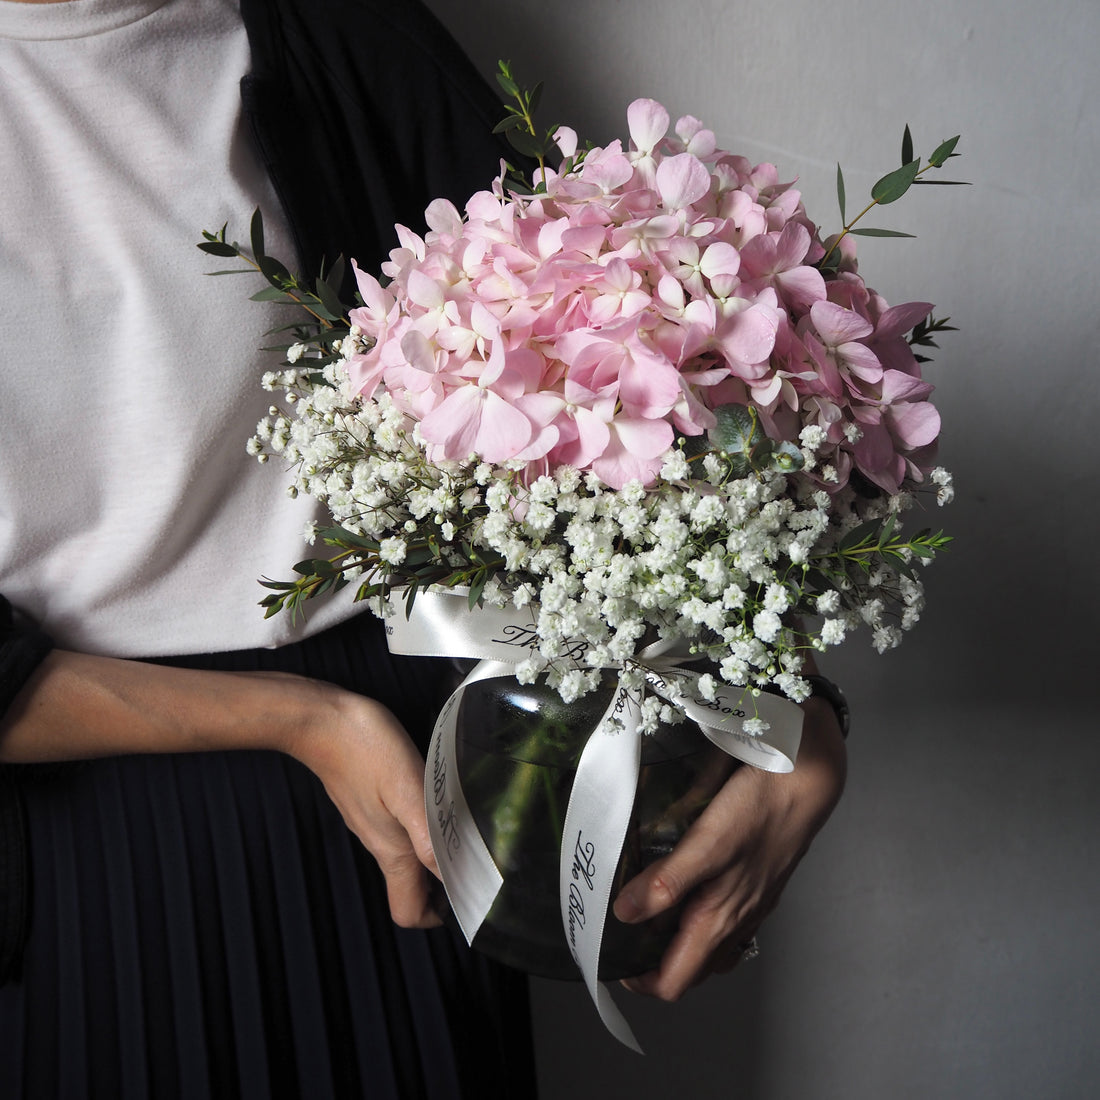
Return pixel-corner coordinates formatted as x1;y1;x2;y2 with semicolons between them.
385;589;803;1051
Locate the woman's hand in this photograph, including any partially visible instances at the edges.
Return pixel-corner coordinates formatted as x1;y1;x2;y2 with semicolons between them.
612;696;847;1001
284;689;443;930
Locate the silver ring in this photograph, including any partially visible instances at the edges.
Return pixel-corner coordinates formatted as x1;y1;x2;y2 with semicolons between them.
740;937;760;961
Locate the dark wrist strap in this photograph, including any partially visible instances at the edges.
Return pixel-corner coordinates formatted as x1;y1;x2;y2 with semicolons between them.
804;674;849;739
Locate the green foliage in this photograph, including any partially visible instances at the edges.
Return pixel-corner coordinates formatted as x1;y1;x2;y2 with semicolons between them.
683;404;805;481
820;128;966;270
494;60;571;192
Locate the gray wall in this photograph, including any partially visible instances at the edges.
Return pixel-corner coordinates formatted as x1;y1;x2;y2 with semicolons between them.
424;1;1100;1095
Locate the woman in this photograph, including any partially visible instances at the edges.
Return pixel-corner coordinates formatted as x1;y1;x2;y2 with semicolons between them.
0;0;846;1095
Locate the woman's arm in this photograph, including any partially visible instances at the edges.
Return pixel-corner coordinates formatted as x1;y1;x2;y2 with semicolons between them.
0;650;442;928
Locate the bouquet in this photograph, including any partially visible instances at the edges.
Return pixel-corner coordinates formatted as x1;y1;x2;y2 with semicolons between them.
201;63;958;1046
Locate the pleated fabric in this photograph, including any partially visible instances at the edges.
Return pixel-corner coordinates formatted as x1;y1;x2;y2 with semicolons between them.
0;615;535;1099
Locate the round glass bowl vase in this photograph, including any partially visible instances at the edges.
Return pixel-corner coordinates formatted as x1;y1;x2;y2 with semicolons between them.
452;672;737;980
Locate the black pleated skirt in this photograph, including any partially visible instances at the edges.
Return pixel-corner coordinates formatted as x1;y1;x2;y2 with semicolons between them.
0;614;535;1099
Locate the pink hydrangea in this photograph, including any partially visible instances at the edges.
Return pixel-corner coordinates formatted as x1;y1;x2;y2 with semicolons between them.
344;99;940;492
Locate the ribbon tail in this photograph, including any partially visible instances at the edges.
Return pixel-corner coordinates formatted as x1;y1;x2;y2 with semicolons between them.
424;660;513;944
559;683;645;1053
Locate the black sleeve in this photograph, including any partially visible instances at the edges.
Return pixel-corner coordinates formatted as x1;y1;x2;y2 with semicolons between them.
239;0;526;293
0;596;51;982
1;596;53;721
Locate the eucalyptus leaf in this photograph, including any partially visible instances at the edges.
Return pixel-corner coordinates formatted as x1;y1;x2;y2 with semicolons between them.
529;81;544;114
836;162;846;223
901;124;914;168
250;287;300;304
709;403;758;453
250;208;265;262
849;227;916;238
324;254;347;294
258;253;292;288
506;127;546;159
871;159;920;204
927;135;960;167
197;240;240;258
769;441;805;472
495;70;519;97
314;275;346;320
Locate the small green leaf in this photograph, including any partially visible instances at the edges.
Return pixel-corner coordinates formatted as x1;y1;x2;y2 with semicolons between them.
709;403;758;453
528;81;543;114
492;114;526;133
258;253;292;288
871;159;920;204
836;163;847;223
911;179;971;186
293;558;335;577
250;287;300;304
495;70;519;97
468;570;488;609
250;208;265;261
506;127;546;159
314;275;347;320
849;227;916;238
769;441;805;472
877;514;897;548
197;240;240;258
901;124;914;167
323;254;347;295
927;135;960;167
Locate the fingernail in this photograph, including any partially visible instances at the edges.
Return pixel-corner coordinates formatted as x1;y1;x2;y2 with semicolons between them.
613;886;643;924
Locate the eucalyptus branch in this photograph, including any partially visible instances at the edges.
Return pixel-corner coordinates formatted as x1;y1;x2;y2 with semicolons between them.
821;128;965;270
198;209;349;332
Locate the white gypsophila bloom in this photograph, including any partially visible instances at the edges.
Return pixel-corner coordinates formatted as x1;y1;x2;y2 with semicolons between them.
873;624;903;653
555;669;587;704
752;608;782;643
743;716;771;737
820;618;847;646
702;453;726;483
799;424;827;450
901;606;922;630
860;598;885;626
286;342;306;364
822;465;839;484
660;449;690;482
696;673;718;701
638;695;663;735
523;501;556;535
689;494;727;532
722;583;747;610
528;476;558;504
515;658;540;684
763;583;790;614
776;671;811;702
843;423;863;443
378;537;407;565
439;521;456;542
555;466;581;493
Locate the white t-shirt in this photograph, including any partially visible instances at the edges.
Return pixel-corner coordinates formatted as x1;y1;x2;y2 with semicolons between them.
0;0;362;656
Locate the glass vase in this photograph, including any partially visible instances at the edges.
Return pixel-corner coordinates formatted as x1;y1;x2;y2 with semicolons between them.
453;672;738;980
